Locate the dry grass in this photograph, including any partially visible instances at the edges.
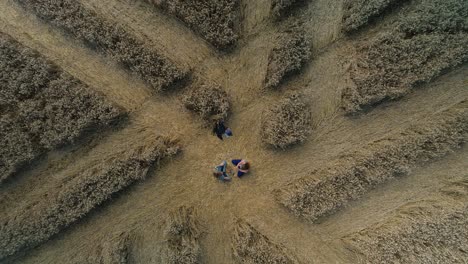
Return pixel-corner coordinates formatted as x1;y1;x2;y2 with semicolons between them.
275;100;468;222
0;137;180;260
182;82;230;122
146;0;239;50
231;219;298;264
16;0;187;92
264;25;311;89
0;33;124;184
342;0;468;113
261;93;311;149
342;32;468;113
342;0;408;33
344;202;468;263
163;206;202;264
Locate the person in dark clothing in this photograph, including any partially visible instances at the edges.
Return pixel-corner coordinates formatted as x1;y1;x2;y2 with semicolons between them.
232;159;250;177
213;119;227;140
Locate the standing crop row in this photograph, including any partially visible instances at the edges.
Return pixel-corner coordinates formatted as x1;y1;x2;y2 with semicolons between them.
145;0;239;50
182;81;231;122
162;206;202;264
341;0;468;113
231;219;298;263
261;93;311;149
264;24;311;90
344;202;468;263
275;100;468;222
16;0;187;91
0;33;124;184
0;136;180;260
342;0;409;33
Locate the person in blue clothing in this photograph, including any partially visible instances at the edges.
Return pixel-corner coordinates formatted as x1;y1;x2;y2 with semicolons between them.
213;160;231;182
231;159;250;177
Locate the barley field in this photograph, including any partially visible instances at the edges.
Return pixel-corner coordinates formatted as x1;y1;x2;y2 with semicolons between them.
0;0;467;263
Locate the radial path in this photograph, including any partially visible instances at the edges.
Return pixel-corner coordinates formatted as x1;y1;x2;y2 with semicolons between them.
0;0;467;263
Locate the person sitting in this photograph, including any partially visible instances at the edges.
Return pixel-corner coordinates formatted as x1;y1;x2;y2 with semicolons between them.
213;160;231;182
231;159;250;177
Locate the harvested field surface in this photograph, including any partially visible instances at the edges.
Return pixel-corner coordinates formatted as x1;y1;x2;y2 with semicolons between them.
0;33;124;184
1;0;468;262
162;206;202;264
15;0;187;92
344;200;468;263
232;219;298;264
0;137;179;260
275;100;468;222
342;0;468;113
264;24;311;89
145;0;239;50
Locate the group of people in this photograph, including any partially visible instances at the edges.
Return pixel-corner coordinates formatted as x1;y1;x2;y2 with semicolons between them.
212;119;250;182
213;159;250;182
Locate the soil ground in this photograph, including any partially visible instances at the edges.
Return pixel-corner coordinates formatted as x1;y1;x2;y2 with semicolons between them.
0;0;467;263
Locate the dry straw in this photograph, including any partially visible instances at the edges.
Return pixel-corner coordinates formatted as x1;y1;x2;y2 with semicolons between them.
0;33;124;184
275;100;468;222
231;219;298;264
0;137;180;260
344;202;468;263
341;0;468;113
264;24;311;89
146;0;240;50
182;82;230;122
16;0;187;92
163;206;202;264
342;0;408;33
261;93;312;149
